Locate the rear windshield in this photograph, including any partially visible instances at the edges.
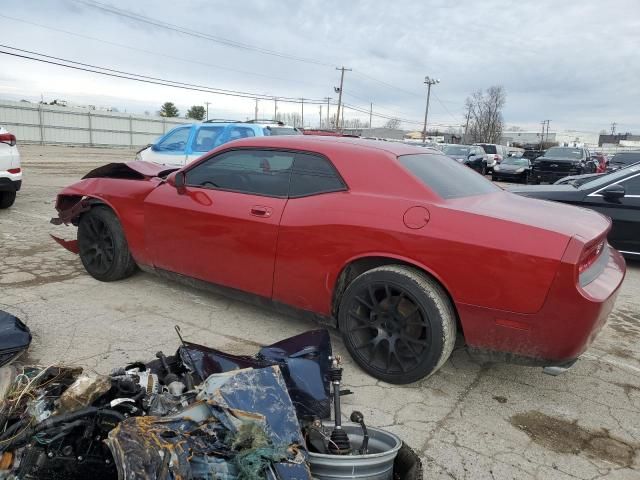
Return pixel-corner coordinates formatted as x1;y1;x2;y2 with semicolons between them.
443;145;470;156
398;154;500;199
478;144;497;154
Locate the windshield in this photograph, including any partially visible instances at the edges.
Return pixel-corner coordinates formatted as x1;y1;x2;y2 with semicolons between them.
502;157;529;166
477;144;497;154
398;153;500;199
443;145;470;156
578;163;640;190
544;147;583;159
523;150;543;160
610;152;640;165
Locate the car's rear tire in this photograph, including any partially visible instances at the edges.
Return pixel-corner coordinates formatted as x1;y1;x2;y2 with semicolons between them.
77;206;137;282
338;265;456;384
0;191;16;209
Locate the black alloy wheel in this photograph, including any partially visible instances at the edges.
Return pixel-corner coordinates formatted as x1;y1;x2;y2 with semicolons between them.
80;214;115;276
339;266;456;384
78;206;137;282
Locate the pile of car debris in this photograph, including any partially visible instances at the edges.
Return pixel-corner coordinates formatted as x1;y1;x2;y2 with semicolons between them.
0;311;421;479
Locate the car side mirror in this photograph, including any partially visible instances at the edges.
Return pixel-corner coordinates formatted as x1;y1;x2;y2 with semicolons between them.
601;183;625;202
167;171;186;193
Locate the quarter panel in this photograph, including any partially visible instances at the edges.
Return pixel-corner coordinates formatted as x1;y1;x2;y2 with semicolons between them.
273;191;569;316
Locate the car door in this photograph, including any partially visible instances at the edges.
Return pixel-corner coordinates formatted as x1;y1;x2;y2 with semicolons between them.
583;171;640;254
185;125;226;163
143;149;294;298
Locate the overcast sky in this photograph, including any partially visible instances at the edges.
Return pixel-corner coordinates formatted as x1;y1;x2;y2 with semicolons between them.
1;0;639;132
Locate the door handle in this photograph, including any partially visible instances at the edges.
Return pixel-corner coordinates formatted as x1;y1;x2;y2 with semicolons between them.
250;205;272;217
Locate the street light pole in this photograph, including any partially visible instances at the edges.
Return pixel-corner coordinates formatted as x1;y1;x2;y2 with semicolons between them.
422;76;440;142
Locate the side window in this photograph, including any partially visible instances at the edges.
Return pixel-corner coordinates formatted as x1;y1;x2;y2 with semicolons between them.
621;174;640;195
289;153;346;198
192;126;224;152
228;127;256;141
185;150;293;197
156;127;191;151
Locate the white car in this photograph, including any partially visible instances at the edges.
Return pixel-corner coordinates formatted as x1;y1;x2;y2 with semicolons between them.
0;127;21;209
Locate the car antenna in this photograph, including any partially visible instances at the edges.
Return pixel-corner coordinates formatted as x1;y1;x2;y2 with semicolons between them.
174;325;203;383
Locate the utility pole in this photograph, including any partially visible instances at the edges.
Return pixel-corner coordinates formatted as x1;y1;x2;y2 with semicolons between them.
369;103;373;129
324;97;331;128
254;99;258;120
319;105;323;128
540;121;546;149
274;97;278;121
611;122;617;135
204;101;211;121
334;66;351;131
422;76;440;142
544;120;551;144
300;98;304;128
464;105;471;143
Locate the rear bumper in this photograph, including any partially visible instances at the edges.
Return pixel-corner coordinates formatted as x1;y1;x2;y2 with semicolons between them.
0;177;21;192
458;242;625;365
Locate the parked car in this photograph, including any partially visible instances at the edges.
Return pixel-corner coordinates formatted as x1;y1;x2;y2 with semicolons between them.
530;146;595;184
52;137;625;384
607;151;640;172
591;152;609;173
442;144;487;174
474;143;510;172
511;162;640;258
491;156;532;183
522;149;545;161
137;119;301;166
0;126;21;209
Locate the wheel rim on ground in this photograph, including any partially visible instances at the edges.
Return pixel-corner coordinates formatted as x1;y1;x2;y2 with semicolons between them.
81;215;116;275
345;282;431;376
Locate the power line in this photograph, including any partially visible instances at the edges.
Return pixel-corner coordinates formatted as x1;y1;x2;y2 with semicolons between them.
70;0;335;68
0;14;330;89
0;44;326;104
0;45;432;126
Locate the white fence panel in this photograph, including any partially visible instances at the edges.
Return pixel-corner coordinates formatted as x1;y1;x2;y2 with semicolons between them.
0;99;192;148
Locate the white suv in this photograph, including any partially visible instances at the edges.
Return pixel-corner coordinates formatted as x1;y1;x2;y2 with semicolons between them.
0;126;22;209
474;143;510;172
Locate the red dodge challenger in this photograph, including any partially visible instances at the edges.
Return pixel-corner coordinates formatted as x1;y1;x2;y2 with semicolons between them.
52;136;625;384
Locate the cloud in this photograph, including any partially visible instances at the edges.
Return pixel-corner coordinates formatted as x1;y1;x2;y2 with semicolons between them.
1;0;638;131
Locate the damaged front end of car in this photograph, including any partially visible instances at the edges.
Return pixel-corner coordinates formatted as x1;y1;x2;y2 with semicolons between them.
0;327;421;480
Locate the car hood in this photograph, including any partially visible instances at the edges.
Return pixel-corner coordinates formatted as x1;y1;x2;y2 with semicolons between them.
82;161;178;180
507;184;583;201
553;172;603;185
448;190;608;242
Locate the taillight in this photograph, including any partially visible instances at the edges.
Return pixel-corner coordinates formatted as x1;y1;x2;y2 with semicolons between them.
495;154;503;162
579;240;605;275
8;168;21;174
0;133;16;146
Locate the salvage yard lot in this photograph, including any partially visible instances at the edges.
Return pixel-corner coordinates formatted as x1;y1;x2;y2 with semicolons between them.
1;145;639;479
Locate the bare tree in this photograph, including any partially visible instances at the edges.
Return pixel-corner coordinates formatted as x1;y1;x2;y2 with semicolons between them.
464;86;506;143
384;118;401;129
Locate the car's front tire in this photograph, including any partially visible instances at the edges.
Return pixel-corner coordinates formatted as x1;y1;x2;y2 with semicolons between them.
77;206;137;282
0;191;16;209
338;265;456;384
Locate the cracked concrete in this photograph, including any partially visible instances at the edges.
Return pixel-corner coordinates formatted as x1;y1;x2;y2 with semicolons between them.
1;145;639;479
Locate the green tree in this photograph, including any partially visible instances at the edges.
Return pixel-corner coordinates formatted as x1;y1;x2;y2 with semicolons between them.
186;105;206;120
159;102;179;117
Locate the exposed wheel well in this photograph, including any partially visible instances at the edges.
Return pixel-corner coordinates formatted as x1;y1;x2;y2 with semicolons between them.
331;256;463;336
